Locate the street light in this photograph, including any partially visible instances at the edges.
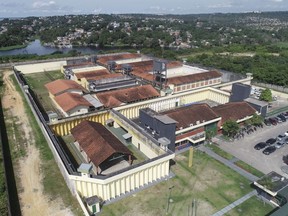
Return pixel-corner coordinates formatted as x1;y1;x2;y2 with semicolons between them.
166;185;174;214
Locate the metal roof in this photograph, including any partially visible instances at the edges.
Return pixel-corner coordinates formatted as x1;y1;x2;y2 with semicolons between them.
77;163;92;174
83;94;103;108
154;115;178;124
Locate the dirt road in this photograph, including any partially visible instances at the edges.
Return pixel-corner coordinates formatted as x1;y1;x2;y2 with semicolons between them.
1;70;73;216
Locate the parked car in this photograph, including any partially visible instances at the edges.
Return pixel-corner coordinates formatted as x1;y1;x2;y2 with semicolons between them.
278;114;286;122
263;146;276;155
264;119;271;126
275;117;283;123
275;142;285;149
254;142;267;150
277;134;286;141
266;138;277;145
285;131;288;137
269;118;277;125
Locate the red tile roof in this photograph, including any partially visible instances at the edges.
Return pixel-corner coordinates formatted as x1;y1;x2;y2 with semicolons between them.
45;79;86;96
54;92;92;112
97;53;142;65
212;102;257;123
96;85;160;108
167;70;222;85
162;103;219;129
71;120;132;167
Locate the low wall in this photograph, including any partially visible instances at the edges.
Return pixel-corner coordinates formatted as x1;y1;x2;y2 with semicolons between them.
15;61;67;74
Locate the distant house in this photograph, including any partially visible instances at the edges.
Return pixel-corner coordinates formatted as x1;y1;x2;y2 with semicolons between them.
71;120;133;174
212;101;257;130
54;92;98;117
45;79;86;98
95;85;160;108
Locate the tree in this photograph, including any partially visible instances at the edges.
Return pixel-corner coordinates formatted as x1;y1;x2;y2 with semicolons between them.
222;119;240;138
259;88;272;102
250;114;263;126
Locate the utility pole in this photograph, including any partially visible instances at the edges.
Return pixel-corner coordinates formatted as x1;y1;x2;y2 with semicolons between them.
166;185;174;214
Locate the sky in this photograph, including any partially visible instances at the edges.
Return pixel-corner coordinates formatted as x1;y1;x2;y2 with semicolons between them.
0;0;288;17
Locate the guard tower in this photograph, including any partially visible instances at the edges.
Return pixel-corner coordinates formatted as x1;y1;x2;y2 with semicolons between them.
122;64;132;75
107;61;116;72
153;60;167;90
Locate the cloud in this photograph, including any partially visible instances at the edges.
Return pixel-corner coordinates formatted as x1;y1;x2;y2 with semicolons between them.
32;1;56;9
270;0;283;2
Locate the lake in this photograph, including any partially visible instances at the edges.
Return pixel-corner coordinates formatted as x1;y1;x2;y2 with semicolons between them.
0;40;99;56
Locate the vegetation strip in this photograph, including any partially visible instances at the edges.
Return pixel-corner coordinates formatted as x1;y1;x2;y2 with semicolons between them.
0;97;21;216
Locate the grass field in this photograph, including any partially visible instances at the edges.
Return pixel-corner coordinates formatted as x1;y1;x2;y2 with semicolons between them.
227;196;274;216
24;70;63;112
101;150;274;216
0;44;26;51
207;143;234;160
235;161;265;178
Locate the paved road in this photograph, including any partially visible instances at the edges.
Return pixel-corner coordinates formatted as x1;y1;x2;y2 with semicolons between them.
214;120;288;177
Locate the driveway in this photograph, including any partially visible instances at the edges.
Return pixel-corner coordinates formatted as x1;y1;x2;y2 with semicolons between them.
214;121;288;177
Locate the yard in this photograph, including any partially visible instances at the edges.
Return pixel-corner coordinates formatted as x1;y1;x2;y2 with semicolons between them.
24;70;63;113
101;150;274;216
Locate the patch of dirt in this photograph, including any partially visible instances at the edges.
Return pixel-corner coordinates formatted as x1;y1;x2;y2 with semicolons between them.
2;70;74;216
196;199;215;216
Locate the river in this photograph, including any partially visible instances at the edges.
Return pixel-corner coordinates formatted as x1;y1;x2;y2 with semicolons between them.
0;39;99;56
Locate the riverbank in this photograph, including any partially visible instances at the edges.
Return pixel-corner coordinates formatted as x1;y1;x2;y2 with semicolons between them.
0;44;27;51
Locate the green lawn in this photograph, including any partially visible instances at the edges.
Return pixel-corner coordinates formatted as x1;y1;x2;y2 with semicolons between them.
0;44;26;51
101;150;272;216
207;143;235;160
235;161;265;178
226;196;274;216
24;71;63;112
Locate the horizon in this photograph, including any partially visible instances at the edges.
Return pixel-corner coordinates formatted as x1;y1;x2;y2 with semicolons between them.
1;0;288;18
1;10;288;19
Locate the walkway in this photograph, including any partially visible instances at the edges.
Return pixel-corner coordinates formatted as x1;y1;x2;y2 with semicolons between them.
212;190;258;216
198;145;259;182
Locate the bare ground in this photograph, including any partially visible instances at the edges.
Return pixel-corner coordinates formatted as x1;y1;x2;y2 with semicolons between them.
1;70;73;216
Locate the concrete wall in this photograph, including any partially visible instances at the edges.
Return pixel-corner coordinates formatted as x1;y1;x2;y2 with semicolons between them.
70;154;173;201
15;61;66;74
50;110;110;135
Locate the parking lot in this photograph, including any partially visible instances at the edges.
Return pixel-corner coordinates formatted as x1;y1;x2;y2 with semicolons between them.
215;120;288;177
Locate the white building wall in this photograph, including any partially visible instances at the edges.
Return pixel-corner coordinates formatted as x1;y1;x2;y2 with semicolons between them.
70;154;173;201
15;61;67;74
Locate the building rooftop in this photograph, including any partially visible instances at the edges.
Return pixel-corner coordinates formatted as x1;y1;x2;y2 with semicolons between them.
54;92;92;112
254;171;288;196
95;85;160;108
97;53;142;65
245;97;269;107
74;69;110;79
212;101;256;123
161;103;219;129
45;79;86;96
167;70;222;85
71;121;132;167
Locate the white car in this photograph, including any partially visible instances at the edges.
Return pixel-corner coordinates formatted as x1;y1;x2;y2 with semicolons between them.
285;131;288;136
